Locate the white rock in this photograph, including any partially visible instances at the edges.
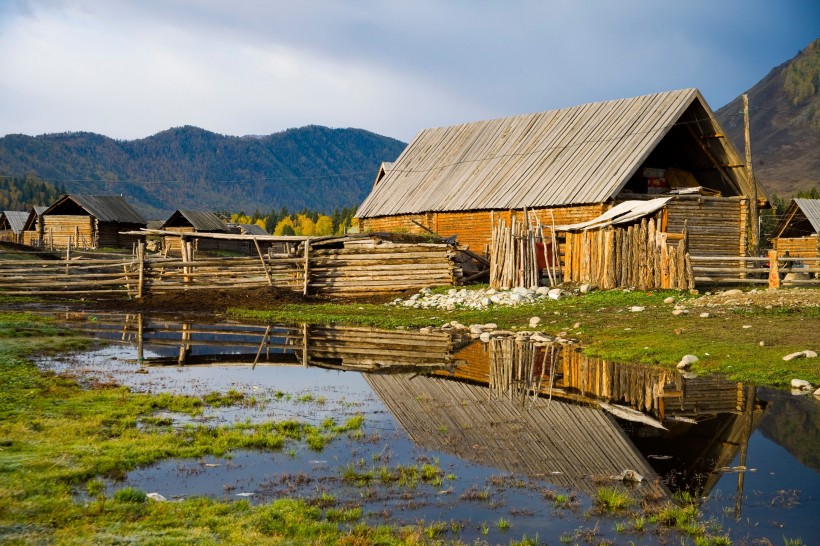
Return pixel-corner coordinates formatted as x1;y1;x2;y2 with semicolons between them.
790;379;812;390
663;297;675;304
403;300;415;307
548;288;563;300
490;295;503;304
804;350;818;358
529;316;542;328
509;293;524;303
783;352;808;361
579;283;591;294
699;312;710;318
742;325;752;329
147;493;167;502
814;387;820;397
759;341;766;347
677;355;699;369
530;333;552;342
479;332;491;343
629;306;645;312
485;289;496;295
480;298;492;307
535;286;549;296
672;309;686;316
573;322;581;329
419;327;431;334
484;323;498;330
409;293;420;301
722;289;743;296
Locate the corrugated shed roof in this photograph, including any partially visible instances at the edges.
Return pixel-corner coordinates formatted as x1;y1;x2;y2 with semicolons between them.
163;210;228;232
44;195;146;224
357;89;754;218
22;206;48;231
1;211;28;233
794;198;820;233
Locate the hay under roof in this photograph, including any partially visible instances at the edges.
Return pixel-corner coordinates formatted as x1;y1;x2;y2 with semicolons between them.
357;88;760;218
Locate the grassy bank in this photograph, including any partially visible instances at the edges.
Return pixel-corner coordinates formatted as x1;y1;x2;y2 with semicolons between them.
231;287;820;388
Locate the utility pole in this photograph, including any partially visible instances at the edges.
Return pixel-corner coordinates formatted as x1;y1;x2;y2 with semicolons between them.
743;94;759;254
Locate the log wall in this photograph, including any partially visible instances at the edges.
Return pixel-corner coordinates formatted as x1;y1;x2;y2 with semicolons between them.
42;215;94;249
664;195;748;257
773;235;819;259
360;204;607;255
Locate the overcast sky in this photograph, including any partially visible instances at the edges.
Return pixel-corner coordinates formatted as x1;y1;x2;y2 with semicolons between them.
1;0;817;142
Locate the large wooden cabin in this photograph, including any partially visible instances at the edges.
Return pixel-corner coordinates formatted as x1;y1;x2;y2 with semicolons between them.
357;89;768;265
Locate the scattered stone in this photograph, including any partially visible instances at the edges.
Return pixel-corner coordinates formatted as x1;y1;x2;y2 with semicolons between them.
479;332;491;343
742;325;752;329
484;323;498;330
629;306;645;312
579;283;591;294
573;322;581;329
699;312;710;318
759;341;766;347
672;309;686;316
722;289;743;297
784;352;808;361
419;327;431;334
804;350;818;358
147;493;167;502
663;296;675;304
548;288;563;300
677;355;699;369
529;316;541;328
790;379;812;390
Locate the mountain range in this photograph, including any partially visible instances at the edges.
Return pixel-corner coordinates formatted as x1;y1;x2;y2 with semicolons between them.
0;40;817;217
0;126;406;219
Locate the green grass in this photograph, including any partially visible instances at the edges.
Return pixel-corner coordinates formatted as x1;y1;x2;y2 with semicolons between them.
230;287;820;387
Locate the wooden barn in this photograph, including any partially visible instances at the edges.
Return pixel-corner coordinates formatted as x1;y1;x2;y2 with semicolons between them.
161;210;262;255
21;205;48;246
41;195;147;249
357;89;768;280
0;210;28;243
771;198;820;259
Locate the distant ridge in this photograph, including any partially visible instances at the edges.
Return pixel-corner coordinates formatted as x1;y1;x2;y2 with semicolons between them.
0;125;407;219
716;39;820;197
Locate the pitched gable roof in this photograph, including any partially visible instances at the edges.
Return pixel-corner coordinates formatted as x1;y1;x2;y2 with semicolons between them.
1;211;28;233
162;210;228;232
44;195;146;224
357;89;760;218
773;198;820;239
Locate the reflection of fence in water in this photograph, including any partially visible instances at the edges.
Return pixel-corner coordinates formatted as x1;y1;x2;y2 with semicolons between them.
77;314;462;372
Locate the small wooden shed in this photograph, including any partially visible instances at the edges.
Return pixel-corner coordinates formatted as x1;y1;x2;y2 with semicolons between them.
357;89;768;268
0;210;28;243
41;195;147;249
771;198;820;258
161;210;256;255
21;205;48;246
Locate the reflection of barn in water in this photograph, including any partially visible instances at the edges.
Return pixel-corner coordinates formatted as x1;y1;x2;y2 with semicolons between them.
365;372;668;500
432;338;765;498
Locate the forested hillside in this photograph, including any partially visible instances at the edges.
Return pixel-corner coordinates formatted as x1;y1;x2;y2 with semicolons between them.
0;174;64;210
0;125;406;219
716;39;820;197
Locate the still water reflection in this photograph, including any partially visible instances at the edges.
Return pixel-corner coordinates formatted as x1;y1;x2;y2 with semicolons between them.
43;312;818;544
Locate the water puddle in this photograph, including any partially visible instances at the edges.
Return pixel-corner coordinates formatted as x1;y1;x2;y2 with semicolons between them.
39;311;819;543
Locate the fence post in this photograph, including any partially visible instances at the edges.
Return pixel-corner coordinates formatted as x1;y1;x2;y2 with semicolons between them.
137;241;145;299
303;239;310;295
767;250;780;289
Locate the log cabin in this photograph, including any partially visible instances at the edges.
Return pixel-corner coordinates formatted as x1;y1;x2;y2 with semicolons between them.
0;210;28;243
41;195;147;249
21;205;48;246
356;89;768;269
771;198;820;259
161;210;262;255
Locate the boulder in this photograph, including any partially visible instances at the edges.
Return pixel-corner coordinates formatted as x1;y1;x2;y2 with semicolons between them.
790;379;812;390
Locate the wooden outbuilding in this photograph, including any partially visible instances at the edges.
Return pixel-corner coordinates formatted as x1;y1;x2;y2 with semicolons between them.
21;205;48;246
771;198;820;259
41;195;147;249
0;210;28;243
161;210;262;255
357;89;768;275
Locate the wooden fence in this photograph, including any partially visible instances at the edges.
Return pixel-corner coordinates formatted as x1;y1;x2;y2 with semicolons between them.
0;237;461;298
691;250;820;287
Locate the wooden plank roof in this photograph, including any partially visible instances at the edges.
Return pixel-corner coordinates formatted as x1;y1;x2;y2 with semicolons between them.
1;211;28;233
163;210;228;232
44;195;146;224
357;88;757;218
772;198;820;239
